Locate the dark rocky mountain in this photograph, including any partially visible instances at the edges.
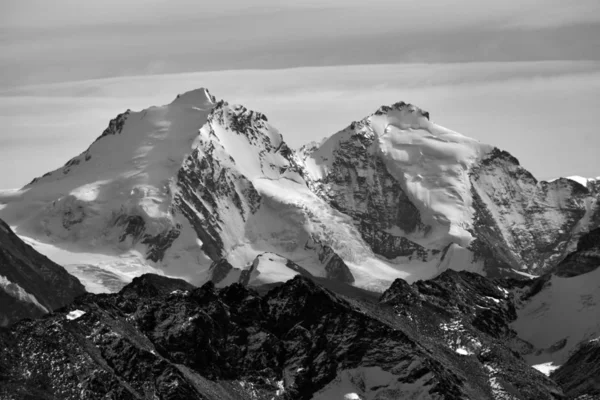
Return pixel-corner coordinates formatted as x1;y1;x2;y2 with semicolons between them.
0;271;568;400
468;154;599;276
502;228;600;370
0;218;85;327
553;227;600;277
551;338;600;399
538;228;600;399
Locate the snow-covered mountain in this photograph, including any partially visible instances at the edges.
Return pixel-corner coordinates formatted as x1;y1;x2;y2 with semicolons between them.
1;88;599;397
0;88;598;294
302;105;600;278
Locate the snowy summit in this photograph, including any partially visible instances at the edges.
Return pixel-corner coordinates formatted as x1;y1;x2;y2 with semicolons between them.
0;89;598;294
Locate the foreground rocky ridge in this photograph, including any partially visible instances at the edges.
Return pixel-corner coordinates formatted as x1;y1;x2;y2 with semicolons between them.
551;338;600;399
0;271;568;400
0;218;85;326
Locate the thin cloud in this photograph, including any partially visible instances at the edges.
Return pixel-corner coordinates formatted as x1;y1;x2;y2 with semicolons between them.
4;0;600;30
1;62;599;188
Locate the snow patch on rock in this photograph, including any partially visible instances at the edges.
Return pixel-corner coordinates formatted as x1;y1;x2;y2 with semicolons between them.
532;362;560;376
66;309;86;320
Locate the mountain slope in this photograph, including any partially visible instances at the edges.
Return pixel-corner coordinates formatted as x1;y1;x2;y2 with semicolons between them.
553;227;600;277
0;273;564;400
0;91;451;293
302;103;600;278
510;228;600;366
551;337;600;398
303;102;492;250
0;89;598;294
469;153;597;276
0;218;85;326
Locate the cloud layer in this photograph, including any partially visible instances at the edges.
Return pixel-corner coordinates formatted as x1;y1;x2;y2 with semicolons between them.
1;61;599;189
2;0;600;87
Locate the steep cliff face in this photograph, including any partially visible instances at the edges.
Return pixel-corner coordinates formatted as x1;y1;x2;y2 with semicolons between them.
505;226;600;370
0;90;365;291
302;103;600;277
0;273;564;400
0;218;85;326
469;149;592;275
553;227;600;277
551;337;600;398
301;103;473;260
0;88;220;290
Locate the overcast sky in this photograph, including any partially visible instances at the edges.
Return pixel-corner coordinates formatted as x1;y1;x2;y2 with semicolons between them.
1;0;600;188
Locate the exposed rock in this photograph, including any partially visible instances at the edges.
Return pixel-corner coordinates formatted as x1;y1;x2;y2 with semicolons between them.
0;272;565;399
210;253;314;288
552;338;600;398
304;237;354;283
303;120;429;263
207;259;235;285
470;149;593;275
119;273;195;299
381;270;564;399
0;218;86;326
553;228;600;277
3;91;600;293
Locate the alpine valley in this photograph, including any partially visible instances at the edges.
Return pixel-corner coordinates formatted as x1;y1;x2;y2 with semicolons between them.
1;89;599;399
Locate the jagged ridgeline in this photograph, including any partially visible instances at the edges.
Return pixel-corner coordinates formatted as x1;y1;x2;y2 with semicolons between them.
0;272;566;399
1;88;598;295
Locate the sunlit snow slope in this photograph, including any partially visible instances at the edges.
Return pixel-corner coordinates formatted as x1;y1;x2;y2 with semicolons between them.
303;102;600;278
1;90;598;293
305;102;492;249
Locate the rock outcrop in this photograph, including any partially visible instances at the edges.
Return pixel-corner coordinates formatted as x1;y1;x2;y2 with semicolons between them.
0;272;565;399
553;227;600;277
552;337;600;399
0;218;85;326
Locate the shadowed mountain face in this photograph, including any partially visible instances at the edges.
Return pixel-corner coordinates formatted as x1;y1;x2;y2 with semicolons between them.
0;272;564;399
551;338;600;399
552;227;600;277
0;218;85;326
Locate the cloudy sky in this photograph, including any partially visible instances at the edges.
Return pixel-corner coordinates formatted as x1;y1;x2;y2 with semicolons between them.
1;0;600;188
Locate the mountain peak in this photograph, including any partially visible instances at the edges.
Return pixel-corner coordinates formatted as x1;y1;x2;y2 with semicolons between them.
171;88;216;109
1;89;598;298
373;101;422;115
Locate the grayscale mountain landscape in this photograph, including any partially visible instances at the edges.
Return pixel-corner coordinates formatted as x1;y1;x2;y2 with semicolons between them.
1;1;600;399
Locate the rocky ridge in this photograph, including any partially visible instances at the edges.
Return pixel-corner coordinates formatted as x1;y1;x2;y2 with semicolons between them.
0;218;86;326
0;271;565;400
